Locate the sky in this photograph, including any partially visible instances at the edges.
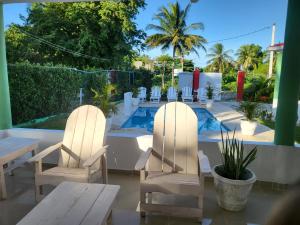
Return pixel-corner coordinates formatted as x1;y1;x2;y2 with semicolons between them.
3;0;288;67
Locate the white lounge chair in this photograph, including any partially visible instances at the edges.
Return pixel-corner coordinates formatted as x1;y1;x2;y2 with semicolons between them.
197;88;207;105
135;102;211;221
29;105;108;201
138;87;147;103
181;86;193;102
150;86;161;103
167;87;178;102
213;84;222;101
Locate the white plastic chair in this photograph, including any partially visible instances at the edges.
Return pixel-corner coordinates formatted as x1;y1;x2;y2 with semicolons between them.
181;86;193;102
213;84;222;101
167;87;178;102
150;86;161;103
138;87;147;103
197;88;207;105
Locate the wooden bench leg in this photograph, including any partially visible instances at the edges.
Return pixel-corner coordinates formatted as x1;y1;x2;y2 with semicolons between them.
140;190;146;217
0;165;7;199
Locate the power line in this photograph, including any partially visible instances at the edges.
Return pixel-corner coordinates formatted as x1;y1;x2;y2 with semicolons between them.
206;26;271;44
19;29;110;61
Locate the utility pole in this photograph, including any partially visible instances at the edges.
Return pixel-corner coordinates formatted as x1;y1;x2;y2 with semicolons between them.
268;23;276;78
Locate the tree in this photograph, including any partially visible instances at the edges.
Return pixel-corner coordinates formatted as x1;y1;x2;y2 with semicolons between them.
236;44;264;71
206;43;233;73
145;1;206;85
155;54;173;88
5;0;146;69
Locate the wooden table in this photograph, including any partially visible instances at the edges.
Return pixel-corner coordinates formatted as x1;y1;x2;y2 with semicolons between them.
17;182;120;225
0;137;38;199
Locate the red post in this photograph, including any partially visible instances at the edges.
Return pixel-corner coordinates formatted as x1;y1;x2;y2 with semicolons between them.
236;70;245;101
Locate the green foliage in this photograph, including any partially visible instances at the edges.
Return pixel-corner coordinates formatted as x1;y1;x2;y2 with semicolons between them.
216;130;257;180
145;1;206;83
132;87;139;98
8;63;84;124
243;75;274;102
236;44;264;71
206;85;214;99
239;101;259;121
92;85;118;118
206;43;233;73
6;0;146;69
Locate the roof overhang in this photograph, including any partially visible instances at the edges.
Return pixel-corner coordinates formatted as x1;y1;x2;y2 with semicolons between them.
1;0;101;3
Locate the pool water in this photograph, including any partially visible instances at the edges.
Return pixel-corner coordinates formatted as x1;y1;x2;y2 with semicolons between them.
121;107;228;134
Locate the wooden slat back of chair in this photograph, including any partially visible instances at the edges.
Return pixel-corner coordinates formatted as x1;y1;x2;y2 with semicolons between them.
59;105;106;168
149;102;198;174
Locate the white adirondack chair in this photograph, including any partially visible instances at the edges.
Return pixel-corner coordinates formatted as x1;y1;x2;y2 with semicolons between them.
29;105;108;201
181;86;193;102
135;102;211;221
150;86;161;103
138;87;147;103
167;87;178;102
197;88;207;105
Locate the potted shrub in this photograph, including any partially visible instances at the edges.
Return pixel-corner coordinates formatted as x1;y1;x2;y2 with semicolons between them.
132;87;140;106
206;84;214;107
239;101;259;136
92;85;118;131
212;130;257;211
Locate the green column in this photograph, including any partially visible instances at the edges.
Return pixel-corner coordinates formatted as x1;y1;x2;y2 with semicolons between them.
272;52;282;111
0;4;12;129
274;0;300;146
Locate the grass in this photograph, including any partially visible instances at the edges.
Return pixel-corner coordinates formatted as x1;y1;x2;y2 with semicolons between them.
258;119;300;144
21;114;68;130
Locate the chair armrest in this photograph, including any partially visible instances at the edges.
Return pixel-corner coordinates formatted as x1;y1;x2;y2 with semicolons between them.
82;146;108;168
198;150;211;174
135;147;153;170
28;142;63;163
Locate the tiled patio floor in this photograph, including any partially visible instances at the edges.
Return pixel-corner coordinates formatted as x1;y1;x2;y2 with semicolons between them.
0;165;283;225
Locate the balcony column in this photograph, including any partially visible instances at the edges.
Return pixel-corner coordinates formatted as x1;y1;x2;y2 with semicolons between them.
274;0;300;146
0;4;12;129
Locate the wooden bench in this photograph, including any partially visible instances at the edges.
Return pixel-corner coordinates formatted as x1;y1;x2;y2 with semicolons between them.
17;181;120;225
0;137;38;199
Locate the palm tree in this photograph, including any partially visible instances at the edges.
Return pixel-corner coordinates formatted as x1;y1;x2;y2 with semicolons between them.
236;44;263;71
206;43;233;73
145;1;207;85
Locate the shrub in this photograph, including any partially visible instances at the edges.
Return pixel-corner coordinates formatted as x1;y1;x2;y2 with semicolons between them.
8;63;105;124
239;101;259;121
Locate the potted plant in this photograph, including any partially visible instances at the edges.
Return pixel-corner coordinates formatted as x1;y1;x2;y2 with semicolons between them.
92;85;118;131
239;101;259;136
206;84;214;107
131;87;140;106
212;130;257;211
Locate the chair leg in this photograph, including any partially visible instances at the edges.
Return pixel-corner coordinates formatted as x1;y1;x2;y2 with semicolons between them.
140;190;146;217
147;192;152;204
35;185;43;202
197;195;203;222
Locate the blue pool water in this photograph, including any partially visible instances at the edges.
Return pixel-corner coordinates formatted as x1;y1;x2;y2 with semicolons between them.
121;107;228;134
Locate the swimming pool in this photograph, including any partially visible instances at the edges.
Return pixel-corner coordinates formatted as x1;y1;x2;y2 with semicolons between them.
121;107;228;133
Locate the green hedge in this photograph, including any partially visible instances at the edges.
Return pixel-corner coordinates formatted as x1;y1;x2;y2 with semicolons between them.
8;63;153;125
8;63;104;125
